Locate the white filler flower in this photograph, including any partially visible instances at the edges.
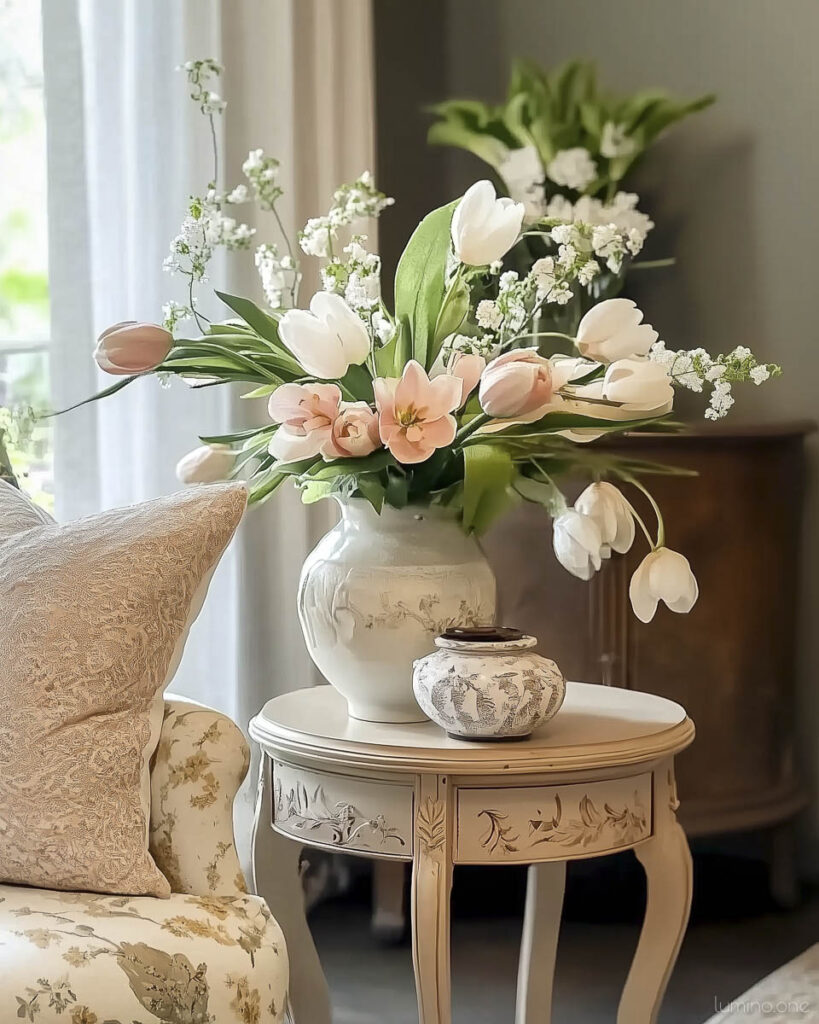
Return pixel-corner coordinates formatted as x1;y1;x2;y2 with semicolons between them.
546;147;598;191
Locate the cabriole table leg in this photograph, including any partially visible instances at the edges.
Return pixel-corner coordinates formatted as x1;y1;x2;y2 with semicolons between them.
617;762;693;1024
411;776;453;1024
515;860;567;1024
251;756;331;1024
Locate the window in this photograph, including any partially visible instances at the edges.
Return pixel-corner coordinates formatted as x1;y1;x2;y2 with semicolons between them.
0;0;52;508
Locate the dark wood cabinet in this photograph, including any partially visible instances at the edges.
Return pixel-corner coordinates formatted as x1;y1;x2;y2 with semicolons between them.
483;422;813;901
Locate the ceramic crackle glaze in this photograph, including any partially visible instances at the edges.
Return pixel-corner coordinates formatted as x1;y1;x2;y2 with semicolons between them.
412;627;566;739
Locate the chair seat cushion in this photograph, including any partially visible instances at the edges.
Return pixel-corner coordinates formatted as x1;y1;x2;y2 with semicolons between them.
0;883;288;1023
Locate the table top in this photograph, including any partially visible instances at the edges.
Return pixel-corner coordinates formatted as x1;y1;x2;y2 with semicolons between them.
250;682;695;776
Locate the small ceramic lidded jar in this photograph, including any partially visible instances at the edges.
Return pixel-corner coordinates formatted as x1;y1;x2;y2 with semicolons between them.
412;626;566;740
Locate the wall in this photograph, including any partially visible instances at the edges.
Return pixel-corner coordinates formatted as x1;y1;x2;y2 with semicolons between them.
374;0;819;864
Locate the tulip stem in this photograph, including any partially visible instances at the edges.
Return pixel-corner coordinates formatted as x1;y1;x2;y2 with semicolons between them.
453;412;490;446
622;472;665;548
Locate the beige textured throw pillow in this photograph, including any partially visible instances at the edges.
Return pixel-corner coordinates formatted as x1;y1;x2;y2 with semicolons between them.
0;481;246;897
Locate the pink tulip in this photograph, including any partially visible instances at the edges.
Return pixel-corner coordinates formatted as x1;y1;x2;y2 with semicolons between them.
267;382;341;461
446;352;486;407
478;348;554;417
94;321;173;375
374;360;461;464
323;401;381;459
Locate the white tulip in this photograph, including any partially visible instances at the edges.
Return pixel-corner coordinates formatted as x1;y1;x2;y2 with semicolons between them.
575;481;635;557
602;358;674;407
176;444;235;484
629;547;699;623
451;180;525;266
575;298;658;363
552;508;603;581
279;292;370;379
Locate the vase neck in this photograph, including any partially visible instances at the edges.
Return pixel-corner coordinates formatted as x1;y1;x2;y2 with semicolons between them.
338;498;459;533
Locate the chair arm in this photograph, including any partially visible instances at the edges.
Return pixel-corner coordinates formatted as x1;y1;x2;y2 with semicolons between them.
149;697;250;897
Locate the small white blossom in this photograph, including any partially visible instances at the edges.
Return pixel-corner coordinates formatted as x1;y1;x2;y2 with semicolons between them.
226;184;250;204
300;216;333;257
750;365;770;385
255;243;289;308
499;271;519;291
476;299;503;330
488;260;503;275
706;381;735;420
546;147;597;192
578;259;600;286
600;121;637;159
372;310;394;345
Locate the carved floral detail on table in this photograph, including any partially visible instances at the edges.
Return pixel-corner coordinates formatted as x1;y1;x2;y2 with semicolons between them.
478;809;520;854
416;798;446;852
476;790;649;856
274;778;406;850
529;792;648;848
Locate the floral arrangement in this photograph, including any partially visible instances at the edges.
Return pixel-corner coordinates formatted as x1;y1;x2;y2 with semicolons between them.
428;59;715;335
75;60;779;623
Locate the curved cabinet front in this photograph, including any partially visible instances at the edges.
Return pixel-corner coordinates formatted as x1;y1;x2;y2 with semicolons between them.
271;760;414;859
455;774;653;864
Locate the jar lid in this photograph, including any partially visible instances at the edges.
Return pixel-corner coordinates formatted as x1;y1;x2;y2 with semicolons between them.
435;626;537;653
440;625;524;643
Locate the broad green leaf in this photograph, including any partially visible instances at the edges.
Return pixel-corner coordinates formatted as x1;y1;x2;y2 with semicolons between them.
431;277;470;366
215;290;282;345
310;449;397;481
394;200;458;370
356;474;385;513
514;474;564;513
300;479;335;504
384;468;409;509
462;444;516;535
200;425;274;445
248;470;287;505
340;364;374;402
51;374;139;416
241;383;279;399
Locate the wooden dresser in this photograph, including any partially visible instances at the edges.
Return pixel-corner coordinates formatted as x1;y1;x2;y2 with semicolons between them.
483;422;813;904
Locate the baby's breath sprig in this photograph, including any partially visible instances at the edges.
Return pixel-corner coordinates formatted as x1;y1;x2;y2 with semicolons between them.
650;341;782;420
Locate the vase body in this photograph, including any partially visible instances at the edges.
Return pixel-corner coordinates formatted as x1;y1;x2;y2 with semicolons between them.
298;499;497;723
413;634;565;739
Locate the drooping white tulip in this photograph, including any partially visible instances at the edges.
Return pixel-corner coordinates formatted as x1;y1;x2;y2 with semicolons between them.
279;292;370;379
575;299;658;364
176;444;235;484
451;180;525;266
602;358;674;408
575;482;635;557
629;547;699;623
552;508;603;581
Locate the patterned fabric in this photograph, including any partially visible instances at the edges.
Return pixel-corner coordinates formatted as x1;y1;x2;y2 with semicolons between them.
706;944;818;1022
0;483;247;896
0;885;288;1024
0;700;289;1023
150;701;251;898
0;478;54;537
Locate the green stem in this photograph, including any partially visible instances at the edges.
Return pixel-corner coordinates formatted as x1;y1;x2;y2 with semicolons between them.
629;258;675;271
432;264;465;358
506;329;576;347
453;412;490;447
622;472;665;548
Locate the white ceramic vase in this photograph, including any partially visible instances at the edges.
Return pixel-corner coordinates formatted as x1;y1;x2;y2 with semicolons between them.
412;631;565;739
298;499;497;723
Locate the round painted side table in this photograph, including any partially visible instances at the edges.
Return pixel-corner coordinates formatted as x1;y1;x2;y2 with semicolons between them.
249;682;695;1024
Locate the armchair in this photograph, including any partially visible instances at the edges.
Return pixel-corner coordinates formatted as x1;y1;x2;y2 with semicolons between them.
0;699;289;1023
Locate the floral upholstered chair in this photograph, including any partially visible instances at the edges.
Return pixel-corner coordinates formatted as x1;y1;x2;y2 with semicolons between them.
0;699;289;1024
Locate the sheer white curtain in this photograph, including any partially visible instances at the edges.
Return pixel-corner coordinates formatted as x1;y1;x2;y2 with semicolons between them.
43;0;375;727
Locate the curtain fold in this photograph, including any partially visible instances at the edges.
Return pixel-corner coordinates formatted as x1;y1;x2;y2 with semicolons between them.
43;0;376;859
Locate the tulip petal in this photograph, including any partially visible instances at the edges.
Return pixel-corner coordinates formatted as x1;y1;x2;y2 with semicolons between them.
269;425;330;461
629;554;660;623
576;298;640;344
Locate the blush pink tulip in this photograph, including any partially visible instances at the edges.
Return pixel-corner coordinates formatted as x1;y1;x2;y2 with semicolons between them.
94;321;173;375
446;352;486;407
374;359;462;464
322;401;381;459
478;348;554;418
267;382;341;461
